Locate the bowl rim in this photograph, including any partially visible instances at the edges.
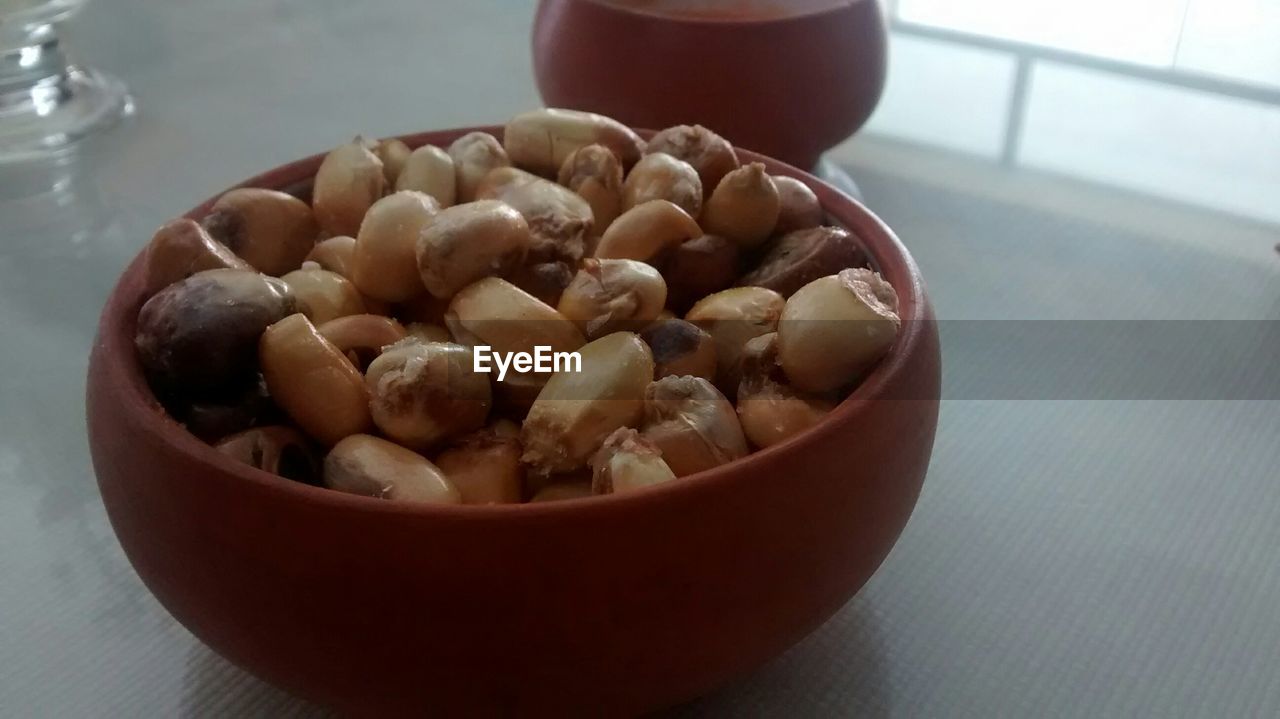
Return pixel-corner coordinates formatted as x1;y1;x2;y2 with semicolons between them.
94;123;931;520
572;0;874;26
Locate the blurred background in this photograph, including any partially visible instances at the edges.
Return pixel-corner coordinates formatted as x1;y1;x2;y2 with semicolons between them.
869;0;1280;225
1;0;1277;716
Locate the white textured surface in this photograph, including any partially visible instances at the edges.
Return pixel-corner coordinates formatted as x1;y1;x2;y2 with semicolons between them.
2;0;1279;716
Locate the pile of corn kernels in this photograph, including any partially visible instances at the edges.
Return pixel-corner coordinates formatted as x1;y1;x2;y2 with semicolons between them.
134;108;901;504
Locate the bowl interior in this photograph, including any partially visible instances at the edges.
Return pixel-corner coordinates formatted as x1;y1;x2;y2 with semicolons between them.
97;124;929;517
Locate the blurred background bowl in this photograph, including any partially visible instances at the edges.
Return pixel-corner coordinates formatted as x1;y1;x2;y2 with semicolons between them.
532;0;888;171
87;125;938;716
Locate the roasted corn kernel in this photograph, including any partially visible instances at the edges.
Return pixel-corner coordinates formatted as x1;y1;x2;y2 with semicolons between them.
557;143;623;237
476;166;593;263
507;260;575;307
701;163;779;248
777;269;900;393
142;218;248;294
404;322;452;344
661;233;740;313
434;424;524;504
639;318;717;382
684;286;785;388
529;481;593;503
312;138;386;237
202;188;318;276
259;313;371;445
365;339;492;451
772;175;823;234
449;131;510;203
281;264;367;324
639;375;747;477
324;434;461;503
215;425;319;484
590;427;676;494
592;199;701;263
557;258;667;339
136;269;297;394
736;332;835;449
737;226;866;298
396;144;457;207
645;125;739;199
415;199;530;299
374;138;412;186
445;277;586;366
351;190;440;303
623;152;702;218
317;314;407;368
521;332;654;475
304;235;357;278
504;108;643;175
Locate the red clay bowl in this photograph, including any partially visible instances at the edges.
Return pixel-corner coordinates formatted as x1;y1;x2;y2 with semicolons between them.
87;125;940;716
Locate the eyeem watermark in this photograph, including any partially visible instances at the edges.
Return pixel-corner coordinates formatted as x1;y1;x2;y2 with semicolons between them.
473;345;582;381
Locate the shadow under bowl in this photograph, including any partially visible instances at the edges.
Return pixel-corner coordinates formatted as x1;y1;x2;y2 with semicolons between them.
86;125;940;716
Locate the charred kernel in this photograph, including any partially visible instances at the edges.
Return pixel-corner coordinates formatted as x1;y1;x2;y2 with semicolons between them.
259;313;371;445
504;108;644;175
312;138;386;237
324;434;461;504
136;269;297;395
521;332;654;475
506;260;575;307
557;258;667;339
590;428;676;495
352;191;440;303
701;163;779;249
772;176;823;234
415;200;530;299
639;375;747;477
639;319;717;382
215;426;319;484
661;233;740;313
449;131;510;203
365;340;492;451
737;226;867;298
623;152;702;218
777;269;900;394
396;144;457;207
395;292;449;326
177;377;276;441
592;200;701;263
645;124;739;199
141;218;248;295
201;188;318;276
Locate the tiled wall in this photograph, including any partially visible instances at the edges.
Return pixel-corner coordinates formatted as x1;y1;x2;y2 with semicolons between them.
861;2;1280;225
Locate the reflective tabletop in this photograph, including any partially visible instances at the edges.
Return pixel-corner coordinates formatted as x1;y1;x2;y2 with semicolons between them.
2;0;1278;715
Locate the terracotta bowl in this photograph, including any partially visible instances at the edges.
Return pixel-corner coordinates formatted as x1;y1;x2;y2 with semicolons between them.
87;125;940;716
533;0;888;169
